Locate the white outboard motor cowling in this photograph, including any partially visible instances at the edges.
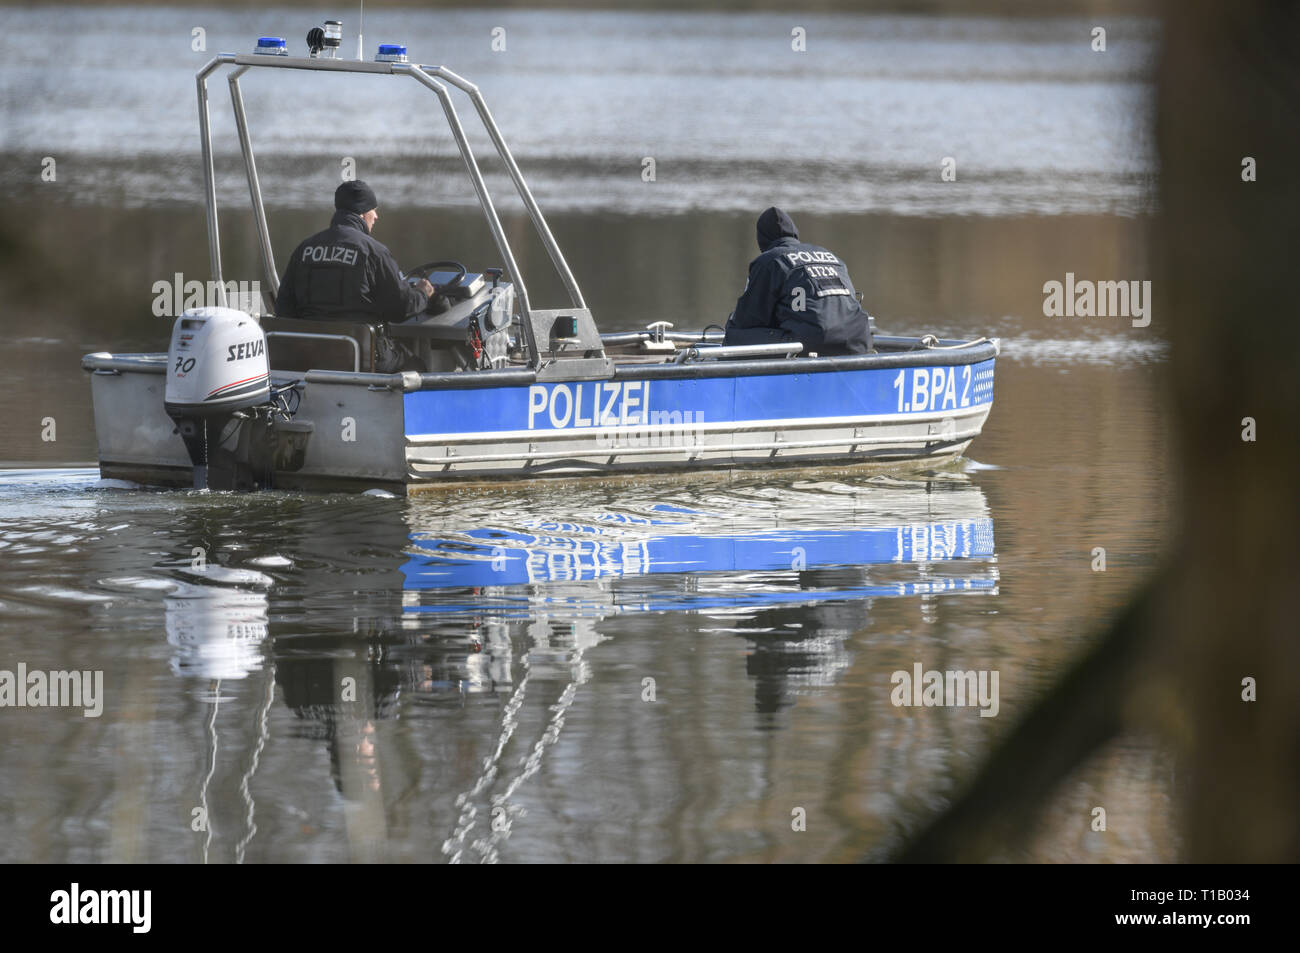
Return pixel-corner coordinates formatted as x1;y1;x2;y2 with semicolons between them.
164;307;274;490
165;307;269;415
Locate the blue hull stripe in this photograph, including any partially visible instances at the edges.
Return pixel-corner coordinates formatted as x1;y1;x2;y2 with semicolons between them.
405;360;995;437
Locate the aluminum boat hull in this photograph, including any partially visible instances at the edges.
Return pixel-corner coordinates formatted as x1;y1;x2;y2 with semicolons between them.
83;336;997;493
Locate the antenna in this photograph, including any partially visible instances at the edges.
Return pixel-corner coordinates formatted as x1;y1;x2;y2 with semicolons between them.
357;0;365;60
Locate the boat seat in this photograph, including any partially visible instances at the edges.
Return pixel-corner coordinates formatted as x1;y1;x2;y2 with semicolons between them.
262;316;379;373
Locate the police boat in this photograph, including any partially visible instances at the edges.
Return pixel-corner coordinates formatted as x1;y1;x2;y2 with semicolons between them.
82;25;999;494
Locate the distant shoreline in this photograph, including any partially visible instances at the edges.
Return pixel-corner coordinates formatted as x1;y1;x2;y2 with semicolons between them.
0;0;1160;14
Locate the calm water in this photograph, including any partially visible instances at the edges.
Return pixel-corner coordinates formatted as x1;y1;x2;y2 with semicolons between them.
0;8;1173;862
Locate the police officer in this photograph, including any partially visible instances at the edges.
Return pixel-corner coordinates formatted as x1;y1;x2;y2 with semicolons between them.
724;207;872;355
275;180;433;371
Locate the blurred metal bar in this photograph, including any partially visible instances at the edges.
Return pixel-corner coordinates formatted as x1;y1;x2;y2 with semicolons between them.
228;66;279;308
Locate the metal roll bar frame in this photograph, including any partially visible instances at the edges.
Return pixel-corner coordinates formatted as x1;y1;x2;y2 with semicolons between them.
196;52;589;369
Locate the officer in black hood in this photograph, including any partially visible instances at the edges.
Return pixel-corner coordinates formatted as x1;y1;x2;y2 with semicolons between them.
724;207;872;355
274;180;432;371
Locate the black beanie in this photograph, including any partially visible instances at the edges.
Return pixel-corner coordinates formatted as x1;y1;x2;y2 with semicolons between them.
335;180;379;214
756;206;798;251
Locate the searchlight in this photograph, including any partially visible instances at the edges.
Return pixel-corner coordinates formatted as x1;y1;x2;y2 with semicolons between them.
307;20;344;59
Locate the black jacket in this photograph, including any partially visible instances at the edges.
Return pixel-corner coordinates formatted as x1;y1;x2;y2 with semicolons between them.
274;210;428;322
724;235;872;355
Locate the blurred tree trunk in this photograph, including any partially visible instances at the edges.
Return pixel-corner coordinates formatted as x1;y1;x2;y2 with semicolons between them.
893;0;1300;862
1160;0;1300;862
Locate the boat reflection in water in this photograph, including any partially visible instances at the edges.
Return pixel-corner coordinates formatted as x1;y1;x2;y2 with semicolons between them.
157;470;996;862
401;471;998;861
403;471;997;709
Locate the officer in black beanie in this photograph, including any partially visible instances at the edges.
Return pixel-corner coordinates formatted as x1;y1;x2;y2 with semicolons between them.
275;180;433;371
724;206;872;355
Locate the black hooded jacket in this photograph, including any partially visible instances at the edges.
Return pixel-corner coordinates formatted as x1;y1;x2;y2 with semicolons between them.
724;208;872;354
274;210;428;323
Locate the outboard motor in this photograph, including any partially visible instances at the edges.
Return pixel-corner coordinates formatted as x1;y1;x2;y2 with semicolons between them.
164;307;274;490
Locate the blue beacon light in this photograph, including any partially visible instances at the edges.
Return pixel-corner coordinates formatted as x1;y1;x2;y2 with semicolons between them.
254;37;288;56
376;44;408;63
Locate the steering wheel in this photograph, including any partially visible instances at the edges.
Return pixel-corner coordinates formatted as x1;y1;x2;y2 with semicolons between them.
407;260;467;290
405;260;468;316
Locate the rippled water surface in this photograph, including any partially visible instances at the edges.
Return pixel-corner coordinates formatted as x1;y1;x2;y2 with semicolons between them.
0;400;1172;863
0;7;1172;862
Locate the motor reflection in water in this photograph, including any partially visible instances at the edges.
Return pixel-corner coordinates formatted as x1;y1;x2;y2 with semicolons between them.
160;562;276;863
158;471;997;862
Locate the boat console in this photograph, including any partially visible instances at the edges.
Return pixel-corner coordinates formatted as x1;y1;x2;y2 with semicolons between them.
389;262;514;371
